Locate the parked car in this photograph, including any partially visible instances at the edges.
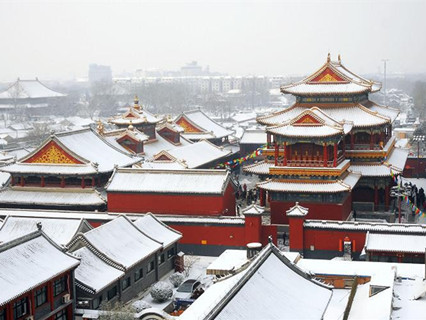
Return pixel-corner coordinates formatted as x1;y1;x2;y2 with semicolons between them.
174;279;202;301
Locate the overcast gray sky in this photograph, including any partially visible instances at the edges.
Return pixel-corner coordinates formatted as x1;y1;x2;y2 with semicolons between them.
0;0;425;81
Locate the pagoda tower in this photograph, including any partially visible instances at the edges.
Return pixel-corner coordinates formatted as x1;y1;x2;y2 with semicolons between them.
244;54;407;224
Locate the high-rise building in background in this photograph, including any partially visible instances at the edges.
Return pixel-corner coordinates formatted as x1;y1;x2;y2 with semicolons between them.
88;64;112;85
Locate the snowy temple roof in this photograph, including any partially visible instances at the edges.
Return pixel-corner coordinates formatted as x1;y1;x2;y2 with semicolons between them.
154;140;231;169
175;109;234;140
280;56;381;96
257;172;360;193
286;202;309;217
142;131;193;160
268;107;352;138
109;96;162;125
0;216;92;246
133;213;182;248
51;128;140;173
68;215;162;271
206;249;249;276
1;162;98;175
181;244;332;320
239;129;266;145
0;187;106;207
243;160;274;175
384;147;409;171
365;232;426;254
258;102;394;128
241;204;265;215
107;168;232;195
0;78;66;100
138;159;188;170
349;164;392;177
73;246;124;294
0;231;79;306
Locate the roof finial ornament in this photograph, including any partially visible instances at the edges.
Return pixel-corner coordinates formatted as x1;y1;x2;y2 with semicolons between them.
97;120;104;135
338;54;341;64
133;95;141;111
37;222;42;231
327;53;331;63
128;120;134;131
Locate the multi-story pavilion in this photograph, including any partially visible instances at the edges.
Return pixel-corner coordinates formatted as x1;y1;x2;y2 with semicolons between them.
244;54;408;224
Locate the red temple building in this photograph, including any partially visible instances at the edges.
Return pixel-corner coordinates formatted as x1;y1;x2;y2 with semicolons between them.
244;54;408;224
174;109;234;145
109;96;162;140
0;128;140;210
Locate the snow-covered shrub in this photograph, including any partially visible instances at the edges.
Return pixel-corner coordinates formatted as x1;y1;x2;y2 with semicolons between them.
169;272;185;288
131;300;151;313
150;281;173;302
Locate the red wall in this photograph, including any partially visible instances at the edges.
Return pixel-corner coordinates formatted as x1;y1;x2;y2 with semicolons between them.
108;183;236;216
404;157;426;178
303;228;366;254
270;194;352;224
168;221;276;248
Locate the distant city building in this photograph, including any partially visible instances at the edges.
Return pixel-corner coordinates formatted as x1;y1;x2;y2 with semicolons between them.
180;61;204;77
88;64;112;84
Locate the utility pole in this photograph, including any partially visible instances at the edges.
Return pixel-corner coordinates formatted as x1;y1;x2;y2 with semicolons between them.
382;59;389;106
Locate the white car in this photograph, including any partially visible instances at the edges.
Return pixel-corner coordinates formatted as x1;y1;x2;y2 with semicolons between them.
174;279;202;301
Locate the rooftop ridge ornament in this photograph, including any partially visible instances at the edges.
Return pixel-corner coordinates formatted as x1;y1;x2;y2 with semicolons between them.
133;94;141;111
327;52;331;63
338;54;341;64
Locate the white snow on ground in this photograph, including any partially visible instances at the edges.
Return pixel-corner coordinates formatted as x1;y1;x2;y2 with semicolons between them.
392;279;426;319
129;255;216;312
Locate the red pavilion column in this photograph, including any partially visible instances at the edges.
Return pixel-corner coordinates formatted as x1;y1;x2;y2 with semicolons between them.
81;176;86;189
20;176;25;187
333;143;338;167
41;176;45;187
323;143;328;167
92;177;95;187
259;189;266;206
61;177;65;188
385;184;390;210
274;143;278;166
342;139;346;158
350;133;355;149
283;142;287;166
267;133;271;148
374;185;379;210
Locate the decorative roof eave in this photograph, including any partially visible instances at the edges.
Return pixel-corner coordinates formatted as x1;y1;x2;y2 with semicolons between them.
174;113;208;133
286;202;309;217
280;86;371;96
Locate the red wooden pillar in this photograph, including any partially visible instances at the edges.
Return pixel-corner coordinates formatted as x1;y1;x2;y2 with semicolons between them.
20;176;25;187
259;189;266;206
41;176;45;187
385;184;390;210
323;143;328;167
30;290;35;316
333;143;338;167
274;143;278;166
374;185;379;210
7;304;13;320
267;133;271;148
92;177;95;187
81;176;86;189
370;131;374;150
61;177;65;188
283;142;287;166
48;280;54;310
350;133;355;149
11;176;15;185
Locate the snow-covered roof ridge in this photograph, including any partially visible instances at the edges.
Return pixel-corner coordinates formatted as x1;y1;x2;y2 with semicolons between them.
304;219;426;234
0;78;66;100
133;213;182;248
67;215;162;271
176;109;235;139
0;229;80;306
364;232;426;254
241;204;265;215
202;243;332;320
286;202;309;217
106;167;232;194
280;56;381;96
0;215;92;247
